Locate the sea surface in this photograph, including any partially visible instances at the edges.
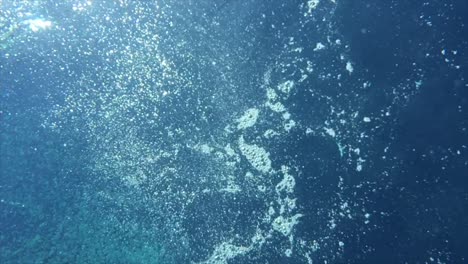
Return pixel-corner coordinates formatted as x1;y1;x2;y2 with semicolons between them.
1;1;467;263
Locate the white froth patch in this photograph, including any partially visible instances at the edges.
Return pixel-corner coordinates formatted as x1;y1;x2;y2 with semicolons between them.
337;143;346;157
266;88;278;101
238;136;272;173
354;148;360;155
415;80;423;88
276;166;296;194
251;228;268;247
324;127;336;137
198;143;213;154
264;129;280;139
306;61;314;72
306;0;320;15
24;18;52;32
268;206;276;216
266;101;286;113
237;108;260;130
346;61;354;74
265;86;287;113
284;119;296;132
279;197;298;214
272;214;303;237
311;240;320;252
224;144;236;156
277;80;295;95
200;241;250;264
364;213;371;224
356;157;365;172
313;42;326;51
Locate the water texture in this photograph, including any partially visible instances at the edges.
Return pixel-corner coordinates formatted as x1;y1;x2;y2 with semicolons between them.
1;1;467;263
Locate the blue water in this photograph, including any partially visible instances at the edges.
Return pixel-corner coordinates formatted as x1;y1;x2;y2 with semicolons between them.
1;1;467;263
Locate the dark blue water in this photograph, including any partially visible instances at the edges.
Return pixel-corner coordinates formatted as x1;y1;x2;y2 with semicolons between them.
1;0;467;263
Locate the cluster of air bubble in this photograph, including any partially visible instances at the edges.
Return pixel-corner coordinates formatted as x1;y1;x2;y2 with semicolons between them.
42;0;379;262
2;0;433;263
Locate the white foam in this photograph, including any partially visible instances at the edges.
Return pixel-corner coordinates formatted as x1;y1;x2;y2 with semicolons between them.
251;228;267;246
306;61;314;72
269;206;276;216
279;197;298;214
272;214;303;236
266;88;278;101
24;18;52;32
237;108;260;130
224;144;236;156
238;136;272;173
313;42;326;51
415;80;423;88
277;80;295;94
306;0;320;14
266;101;286;113
276;166;296;194
264;129;280;139
199;241;250;264
356;157;365;172
324;127;336;137
198;143;213;154
346;61;354;74
284;119;296;132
